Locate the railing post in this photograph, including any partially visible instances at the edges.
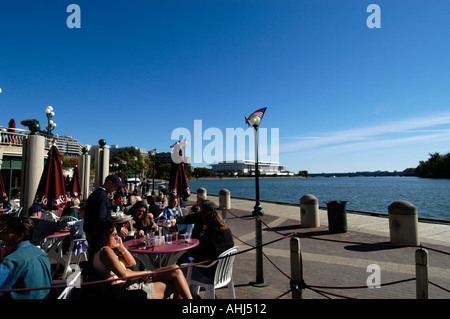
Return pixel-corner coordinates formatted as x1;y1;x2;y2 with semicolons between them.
290;236;303;299
415;248;429;299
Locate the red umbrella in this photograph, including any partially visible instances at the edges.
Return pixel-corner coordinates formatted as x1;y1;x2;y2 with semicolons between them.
34;145;67;210
168;140;190;199
7;119;15;133
0;170;6;198
70;166;82;197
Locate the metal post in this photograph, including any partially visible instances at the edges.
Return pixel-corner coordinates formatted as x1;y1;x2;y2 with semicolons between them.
151;153;155;195
249;124;268;287
290;237;303;299
415;248;429;299
250;217;269;287
252;126;263;217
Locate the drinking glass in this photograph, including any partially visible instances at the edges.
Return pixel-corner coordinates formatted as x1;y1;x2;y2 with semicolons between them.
184;231;192;243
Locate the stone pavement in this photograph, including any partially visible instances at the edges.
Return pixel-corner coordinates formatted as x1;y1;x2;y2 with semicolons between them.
202;195;450;299
50;195;449;300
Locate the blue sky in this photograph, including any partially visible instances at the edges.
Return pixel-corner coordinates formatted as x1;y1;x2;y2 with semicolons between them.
1;0;449;173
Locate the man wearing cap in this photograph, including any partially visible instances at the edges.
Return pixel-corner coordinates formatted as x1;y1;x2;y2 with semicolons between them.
83;175;127;250
28;204;81;246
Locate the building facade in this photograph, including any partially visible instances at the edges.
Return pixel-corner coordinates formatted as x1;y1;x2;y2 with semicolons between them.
210;160;288;175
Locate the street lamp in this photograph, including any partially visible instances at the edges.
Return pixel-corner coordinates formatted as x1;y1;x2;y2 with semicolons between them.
250;115;263;217
45;106;56;136
249;112;269;287
149;149;157;195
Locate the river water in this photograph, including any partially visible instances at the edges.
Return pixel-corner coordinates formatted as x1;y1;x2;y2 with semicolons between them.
187;176;450;221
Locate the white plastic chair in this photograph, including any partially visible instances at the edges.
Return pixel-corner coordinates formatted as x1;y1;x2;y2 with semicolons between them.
62;237;88;278
186;246;238;299
13;207;22;217
57;269;82;299
60;215;79;222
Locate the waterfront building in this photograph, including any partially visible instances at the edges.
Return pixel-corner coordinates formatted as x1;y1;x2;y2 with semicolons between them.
210;160;291;176
55;135;83;158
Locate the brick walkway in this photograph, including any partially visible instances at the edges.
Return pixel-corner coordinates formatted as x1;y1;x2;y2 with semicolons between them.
50;196;449;301
207;199;450;300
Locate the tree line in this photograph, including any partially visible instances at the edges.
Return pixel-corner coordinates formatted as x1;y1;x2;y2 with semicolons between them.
415;152;450;179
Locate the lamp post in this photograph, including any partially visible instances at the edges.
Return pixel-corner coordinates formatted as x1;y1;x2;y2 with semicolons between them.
44;106;56;136
251;115;264;217
249;114;269;287
150;149;156;195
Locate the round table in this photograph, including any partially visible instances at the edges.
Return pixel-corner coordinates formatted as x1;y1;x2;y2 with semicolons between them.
124;237;199;270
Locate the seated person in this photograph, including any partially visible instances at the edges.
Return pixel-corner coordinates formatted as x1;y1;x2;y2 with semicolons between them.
28;204;81;246
61;198;81;219
128;201;157;237
91;220;193;299
1;196;11;211
155;192;168;208
174;205;203;239
146;195;161;219
180;201;234;285
162;195;180;220
0;217;53;299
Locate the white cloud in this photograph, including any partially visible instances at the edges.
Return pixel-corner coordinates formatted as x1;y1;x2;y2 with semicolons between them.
280;113;450;154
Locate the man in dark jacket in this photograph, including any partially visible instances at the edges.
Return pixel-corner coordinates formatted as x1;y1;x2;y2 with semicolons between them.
83;175;126;251
28;204;78;246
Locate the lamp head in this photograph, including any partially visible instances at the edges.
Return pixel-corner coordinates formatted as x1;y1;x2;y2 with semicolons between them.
250;115;261;127
45;106;53;114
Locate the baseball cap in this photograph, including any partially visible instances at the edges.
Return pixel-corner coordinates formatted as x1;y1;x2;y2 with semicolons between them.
105;174;125;187
29;204;45;214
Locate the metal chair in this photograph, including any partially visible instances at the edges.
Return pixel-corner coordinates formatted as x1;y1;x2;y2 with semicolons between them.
186;246;238;299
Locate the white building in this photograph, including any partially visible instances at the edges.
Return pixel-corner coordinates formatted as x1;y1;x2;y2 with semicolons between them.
211;160;290;176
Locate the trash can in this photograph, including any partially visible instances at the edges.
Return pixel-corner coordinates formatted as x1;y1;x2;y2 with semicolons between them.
326;200;348;233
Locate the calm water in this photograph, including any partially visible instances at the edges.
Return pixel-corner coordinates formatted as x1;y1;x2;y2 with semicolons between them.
188;176;450;221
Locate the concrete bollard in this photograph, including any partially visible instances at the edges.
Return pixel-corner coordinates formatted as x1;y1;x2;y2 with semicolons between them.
197;187;207;200
388;200;419;246
219;189;231;210
300;194;320;228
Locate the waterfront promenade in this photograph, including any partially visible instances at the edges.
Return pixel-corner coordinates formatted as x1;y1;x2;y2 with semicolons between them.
200;194;450;299
48;194;449;300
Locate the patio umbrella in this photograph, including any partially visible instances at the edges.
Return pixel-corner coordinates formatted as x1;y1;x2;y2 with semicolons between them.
34;145;67;210
69;166;82;197
0;170;6;198
168;139;190;199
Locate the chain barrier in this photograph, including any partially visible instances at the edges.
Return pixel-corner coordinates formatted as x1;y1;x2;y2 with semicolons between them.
1;206;448;299
226;207;450;299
